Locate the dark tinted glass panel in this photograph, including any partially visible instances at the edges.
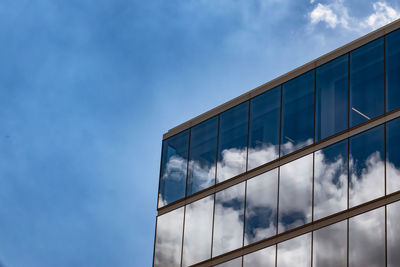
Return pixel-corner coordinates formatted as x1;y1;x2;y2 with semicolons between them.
278;154;313;233
213;182;245;257
182;196;214;267
387;118;400;194
349;125;384;207
243;246;276;267
154;207;184;267
314;140;348;220
313;220;347;267
244;169;278;245
350;38;384;127
387;201;400;267
159;130;189;207
316;55;348;141
187;117;218;195
217;102;249;183
214;257;242;267
386;29;400;112
281;71;314;156
349;207;385;267
277;233;311;267
248;87;281;170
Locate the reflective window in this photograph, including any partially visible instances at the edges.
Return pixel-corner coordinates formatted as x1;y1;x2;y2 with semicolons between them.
243;245;276;267
244;169;278;245
213;182;245;257
349;207;385;267
387;201;400;267
278;154;313;233
159;130;189;207
386;29;400;112
314;140;348;220
187;117;218;195
313;220;347;267
154;208;184;267
217;102;249;183
182;196;214;267
281;70;314;156
349;125;384;208
277;233;311;267
386;118;400;194
350;38;384;127
214;257;242;267
316;55;348;141
248;87;281;170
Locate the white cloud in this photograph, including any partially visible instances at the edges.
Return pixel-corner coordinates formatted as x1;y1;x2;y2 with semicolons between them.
362;2;400;29
310;3;340;28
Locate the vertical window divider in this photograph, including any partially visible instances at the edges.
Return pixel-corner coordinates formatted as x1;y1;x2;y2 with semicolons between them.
152;216;159;267
347;219;349;267
384;35;387;114
180;205;187;267
242;180;248;248
211;193;216;259
275;244;278;267
311;231;314;267
276;167;280;236
215;116;220;185
185;129;191;197
347;52;351;212
385;204;388;267
246;101;250;172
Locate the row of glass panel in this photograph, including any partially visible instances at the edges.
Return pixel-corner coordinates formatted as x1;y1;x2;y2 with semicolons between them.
154;117;400;267
215;202;399;267
158;29;400;208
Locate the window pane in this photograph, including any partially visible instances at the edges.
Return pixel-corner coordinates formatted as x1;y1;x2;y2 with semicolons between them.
386;29;400;112
277;233;311;267
349;125;384;207
159;130;189;207
154;207;184;267
278;154;313;233
386;118;400;194
243;246;276;267
187;117;218;195
387;200;400;267
248;87;280;170
349;207;385;267
217;102;249;183
214;257;242;267
281;70;314;156
182;196;214;267
350;38;384;127
213;182;245;257
314;140;348;220
313;220;347;267
316;55;348;141
244;169;278;245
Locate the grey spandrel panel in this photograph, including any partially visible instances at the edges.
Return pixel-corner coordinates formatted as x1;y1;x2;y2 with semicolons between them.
313;220;347;267
386;118;400;194
159;130;189;208
187;117;218;196
248;86;280;170
214;257;242;267
386;29;400;112
182;195;214;267
278;154;313;234
314;140;348;220
350;38;384;127
316;55;349;142
277;233;311;267
281;70;314;156
154;207;184;267
349;207;385;267
244;169;278;245
217;102;249;183
212;182;245;257
243;245;276;267
387;200;400;267
349;125;384;208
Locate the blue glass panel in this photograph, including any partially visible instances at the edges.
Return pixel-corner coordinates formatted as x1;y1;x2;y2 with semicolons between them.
386;118;400;194
349;125;384;208
248;87;280;170
281;70;314;156
217;102;249;183
159;130;189;207
387;200;400;267
386;29;400;112
314;140;348;220
350;38;384;127
316;55;348;141
187;117;218;195
277;233;311;267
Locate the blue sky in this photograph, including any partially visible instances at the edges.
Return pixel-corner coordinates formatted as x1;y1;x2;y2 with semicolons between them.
0;0;399;266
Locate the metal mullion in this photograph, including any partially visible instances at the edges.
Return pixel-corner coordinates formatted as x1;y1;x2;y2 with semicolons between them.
152;215;159;267
347;219;349;267
215;116;220;186
185;129;191;197
311;231;314;267
180;205;187;267
246;101;250;172
210;193;216;259
242;180;248;249
385;204;388;267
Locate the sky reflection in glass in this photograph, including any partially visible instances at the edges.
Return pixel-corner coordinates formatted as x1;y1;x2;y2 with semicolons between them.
243;245;276;267
387;118;400;194
277;233;311;267
387;201;400;267
386;29;400;112
214;257;242;267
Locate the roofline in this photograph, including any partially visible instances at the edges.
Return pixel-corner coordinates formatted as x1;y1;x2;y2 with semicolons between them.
163;18;400;140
